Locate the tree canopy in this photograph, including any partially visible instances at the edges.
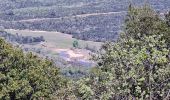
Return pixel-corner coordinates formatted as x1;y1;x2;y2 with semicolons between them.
0;4;170;100
74;5;170;100
0;38;67;99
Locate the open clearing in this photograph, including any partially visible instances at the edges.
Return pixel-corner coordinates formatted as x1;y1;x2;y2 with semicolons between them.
5;29;102;49
5;29;102;63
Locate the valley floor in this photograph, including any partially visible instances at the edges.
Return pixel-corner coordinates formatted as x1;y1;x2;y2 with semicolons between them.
5;29;101;67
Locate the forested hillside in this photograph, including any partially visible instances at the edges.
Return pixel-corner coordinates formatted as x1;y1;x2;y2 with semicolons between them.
0;0;170;41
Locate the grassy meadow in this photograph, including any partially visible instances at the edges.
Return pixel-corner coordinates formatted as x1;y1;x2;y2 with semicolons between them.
5;29;102;49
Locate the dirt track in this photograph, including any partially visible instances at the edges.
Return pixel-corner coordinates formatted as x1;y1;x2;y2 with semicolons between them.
15;11;126;22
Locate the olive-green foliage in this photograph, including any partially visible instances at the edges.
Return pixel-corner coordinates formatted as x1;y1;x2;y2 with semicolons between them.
165;11;170;27
0;38;64;99
165;11;170;46
73;40;79;48
75;5;170;100
125;4;170;46
1;4;170;100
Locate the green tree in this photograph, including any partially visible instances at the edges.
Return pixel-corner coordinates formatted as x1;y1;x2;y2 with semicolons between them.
165;11;170;27
0;38;66;99
76;5;170;100
73;40;79;48
125;4;170;46
165;11;170;46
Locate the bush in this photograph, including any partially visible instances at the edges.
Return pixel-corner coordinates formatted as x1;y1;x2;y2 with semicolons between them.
73;40;79;48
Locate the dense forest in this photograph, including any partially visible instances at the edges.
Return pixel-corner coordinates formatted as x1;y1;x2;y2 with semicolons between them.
1;4;170;100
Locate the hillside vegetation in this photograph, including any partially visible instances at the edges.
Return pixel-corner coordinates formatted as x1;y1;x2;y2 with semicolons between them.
0;0;170;41
1;4;170;100
0;38;71;99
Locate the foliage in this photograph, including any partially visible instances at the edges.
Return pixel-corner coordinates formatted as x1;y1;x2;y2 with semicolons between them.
125;4;170;47
165;11;170;46
0;38;66;99
1;2;170;100
165;11;170;27
76;78;94;100
0;31;45;44
75;5;170;100
73;40;79;48
1;0;169;42
51;80;77;100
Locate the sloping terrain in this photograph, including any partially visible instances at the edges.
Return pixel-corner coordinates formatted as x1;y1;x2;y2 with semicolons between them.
0;0;170;79
4;29;101;78
0;0;169;41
